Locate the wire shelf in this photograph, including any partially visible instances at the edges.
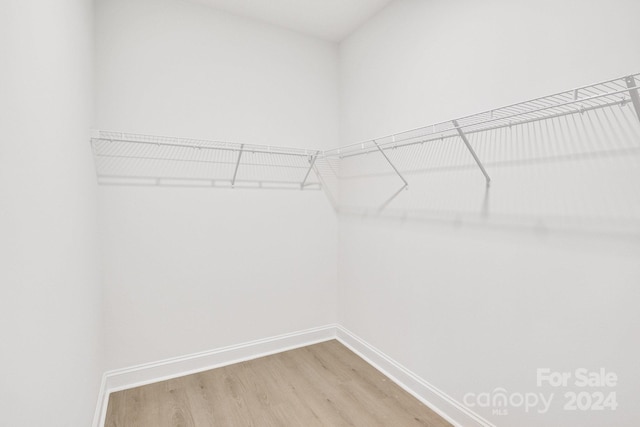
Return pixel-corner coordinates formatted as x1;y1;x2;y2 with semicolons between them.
91;72;640;226
91;131;322;190
332;74;640;234
324;73;640;159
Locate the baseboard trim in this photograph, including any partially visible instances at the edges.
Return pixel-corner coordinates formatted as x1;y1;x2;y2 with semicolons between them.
94;324;491;427
93;324;336;427
92;373;108;427
335;325;495;427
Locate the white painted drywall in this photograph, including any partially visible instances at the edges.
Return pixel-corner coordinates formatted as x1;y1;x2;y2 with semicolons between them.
189;0;394;42
338;0;640;426
95;0;339;370
0;1;102;426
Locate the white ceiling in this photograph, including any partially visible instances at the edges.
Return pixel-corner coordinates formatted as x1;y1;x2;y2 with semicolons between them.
190;0;394;42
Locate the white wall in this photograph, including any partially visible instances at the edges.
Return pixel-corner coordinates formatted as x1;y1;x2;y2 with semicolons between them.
95;0;339;146
338;0;640;426
0;1;102;426
95;0;339;370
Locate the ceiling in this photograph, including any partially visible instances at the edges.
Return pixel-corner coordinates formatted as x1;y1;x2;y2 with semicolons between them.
190;0;394;42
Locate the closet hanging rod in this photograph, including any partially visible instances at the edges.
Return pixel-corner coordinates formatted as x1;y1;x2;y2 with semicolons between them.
324;73;640;157
96;174;322;189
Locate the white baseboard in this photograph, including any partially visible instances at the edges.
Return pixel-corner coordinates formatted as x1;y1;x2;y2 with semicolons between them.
93;324;336;427
335;325;495;427
92;373;108;427
93;324;491;427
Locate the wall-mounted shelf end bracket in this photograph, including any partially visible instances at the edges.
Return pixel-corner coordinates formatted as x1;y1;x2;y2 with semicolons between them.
452;119;491;187
624;75;640;123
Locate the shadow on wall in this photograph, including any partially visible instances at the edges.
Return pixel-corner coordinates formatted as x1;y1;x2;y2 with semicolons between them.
325;103;640;238
90;74;640;239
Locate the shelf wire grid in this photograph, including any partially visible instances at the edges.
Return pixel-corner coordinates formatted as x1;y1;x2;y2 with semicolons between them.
336;98;640;233
324;73;640;159
90;73;640;232
92;131;322;190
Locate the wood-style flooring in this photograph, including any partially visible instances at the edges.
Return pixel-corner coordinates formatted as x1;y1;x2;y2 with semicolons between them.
105;339;452;426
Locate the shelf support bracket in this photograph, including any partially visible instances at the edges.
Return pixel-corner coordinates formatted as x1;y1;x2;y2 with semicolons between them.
300;151;319;189
373;140;408;212
624;76;640;123
452;120;491;186
373;141;409;188
231;144;244;187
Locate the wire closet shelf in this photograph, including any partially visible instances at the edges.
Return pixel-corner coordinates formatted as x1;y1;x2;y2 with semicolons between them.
324;74;640;160
91;73;640;190
91;131;323;190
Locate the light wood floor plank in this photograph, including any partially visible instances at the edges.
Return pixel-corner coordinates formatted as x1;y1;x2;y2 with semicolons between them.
105;340;452;427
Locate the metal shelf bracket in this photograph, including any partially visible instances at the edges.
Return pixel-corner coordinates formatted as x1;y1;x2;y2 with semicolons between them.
300;151;319;189
452;119;491;186
231;144;244;187
373;140;408;212
373;140;409;188
624;76;640;123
